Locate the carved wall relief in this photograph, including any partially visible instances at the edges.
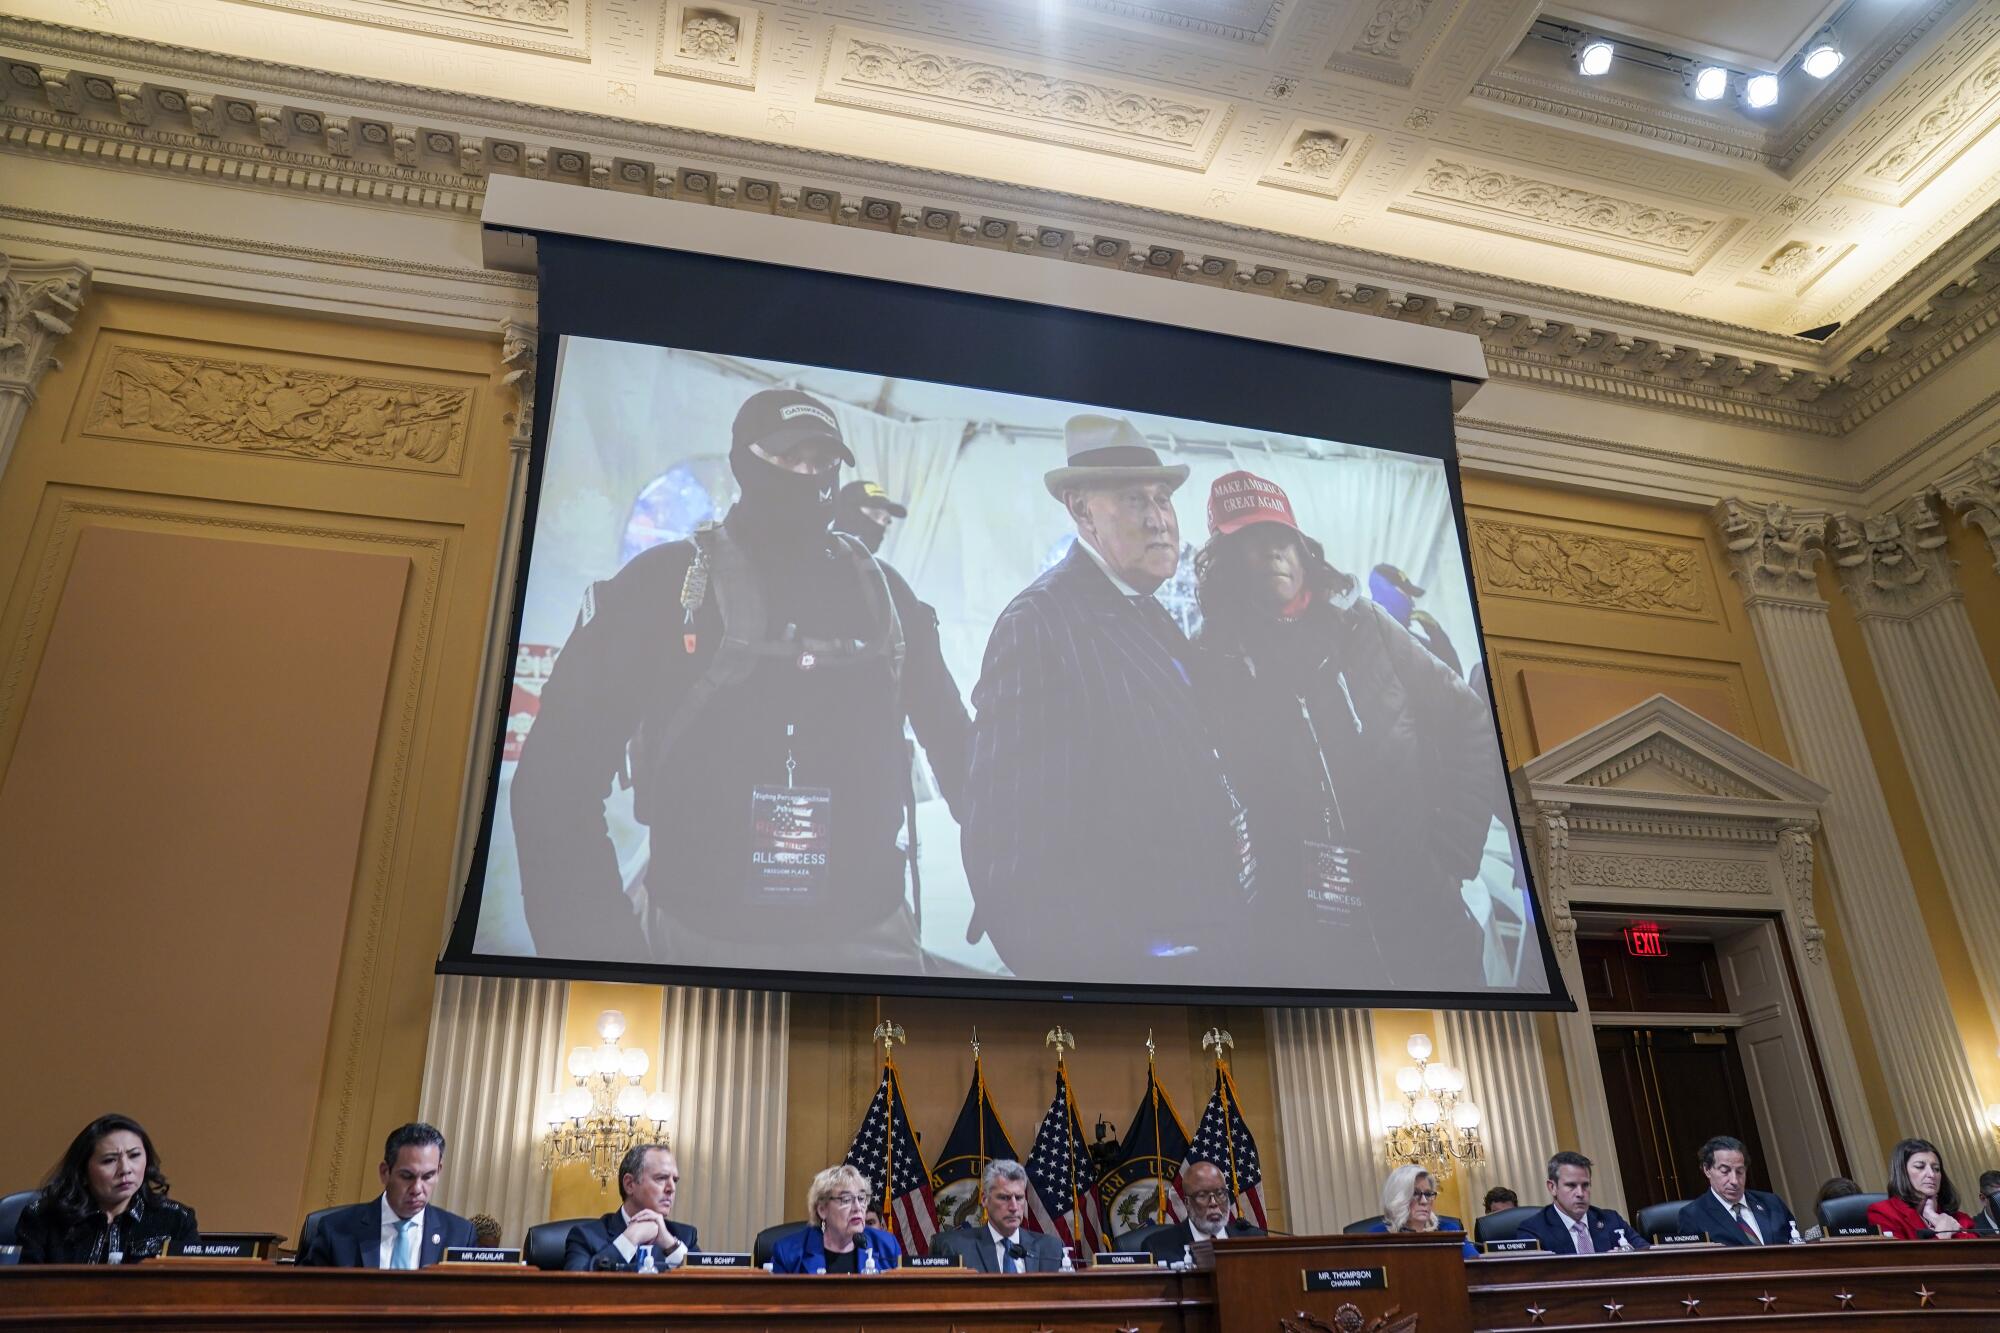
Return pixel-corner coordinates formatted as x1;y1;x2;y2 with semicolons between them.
1469;519;1708;618
85;346;471;473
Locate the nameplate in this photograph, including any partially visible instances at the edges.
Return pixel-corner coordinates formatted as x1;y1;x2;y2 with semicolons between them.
1828;1224;1880;1239
1654;1233;1710;1247
1480;1238;1541;1254
903;1255;963;1268
1303;1266;1388;1292
442;1247;522;1265
1092;1251;1154;1267
168;1235;273;1260
685;1252;753;1268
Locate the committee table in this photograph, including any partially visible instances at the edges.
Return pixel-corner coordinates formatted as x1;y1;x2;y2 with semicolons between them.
3;1232;1997;1331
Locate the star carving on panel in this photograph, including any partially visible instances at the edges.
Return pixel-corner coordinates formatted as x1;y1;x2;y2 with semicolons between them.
1525;1304;1547;1325
1916;1285;1936;1308
1835;1290;1855;1309
1602;1299;1624;1320
1756;1292;1777;1311
1680;1293;1700;1315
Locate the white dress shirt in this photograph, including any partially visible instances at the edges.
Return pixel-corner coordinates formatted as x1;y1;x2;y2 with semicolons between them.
1075;536;1144;598
1715;1191;1763;1243
610;1206;687;1268
377;1195;426;1269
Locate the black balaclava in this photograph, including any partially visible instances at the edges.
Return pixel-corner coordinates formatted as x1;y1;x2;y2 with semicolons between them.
729;431;838;541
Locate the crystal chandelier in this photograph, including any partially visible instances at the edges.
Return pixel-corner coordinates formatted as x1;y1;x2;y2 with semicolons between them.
537;1010;673;1187
1380;1033;1485;1181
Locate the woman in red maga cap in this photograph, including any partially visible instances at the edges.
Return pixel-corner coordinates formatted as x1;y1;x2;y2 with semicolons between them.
1191;471;1493;988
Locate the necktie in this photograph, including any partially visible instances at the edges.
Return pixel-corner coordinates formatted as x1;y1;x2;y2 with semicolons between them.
1572;1219;1593;1254
999;1239;1016;1273
391;1216;418;1270
1736;1206;1760;1244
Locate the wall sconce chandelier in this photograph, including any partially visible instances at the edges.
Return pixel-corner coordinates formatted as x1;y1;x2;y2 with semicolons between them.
537;1009;673;1187
1380;1032;1485;1181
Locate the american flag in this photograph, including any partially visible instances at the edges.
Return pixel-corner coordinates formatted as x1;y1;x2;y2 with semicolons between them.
1022;1067;1107;1254
843;1061;940;1255
1187;1065;1267;1229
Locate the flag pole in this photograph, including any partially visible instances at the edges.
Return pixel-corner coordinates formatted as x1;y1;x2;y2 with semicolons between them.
972;1027;987;1226
874;1019;906;1241
1204;1027;1241;1210
1046;1026;1077;1243
1147;1029;1165;1225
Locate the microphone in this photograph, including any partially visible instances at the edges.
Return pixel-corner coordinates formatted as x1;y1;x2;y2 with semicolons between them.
1006;1240;1028;1268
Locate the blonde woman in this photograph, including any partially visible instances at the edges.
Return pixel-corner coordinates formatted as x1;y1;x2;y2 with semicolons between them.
1366;1163;1477;1257
769;1164;902;1273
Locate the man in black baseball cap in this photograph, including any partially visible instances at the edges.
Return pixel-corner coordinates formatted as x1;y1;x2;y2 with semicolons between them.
833;481;909;554
512;384;970;970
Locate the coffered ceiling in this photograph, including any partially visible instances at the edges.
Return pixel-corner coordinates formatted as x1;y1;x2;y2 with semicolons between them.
6;0;1999;346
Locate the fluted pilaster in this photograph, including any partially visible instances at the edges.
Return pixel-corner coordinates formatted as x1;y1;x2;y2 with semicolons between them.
1832;493;2000;1050
1267;1007;1381;1233
1438;1009;1558;1213
654;987;789;1251
1715;499;1988;1175
0;252;90;482
417;974;565;1245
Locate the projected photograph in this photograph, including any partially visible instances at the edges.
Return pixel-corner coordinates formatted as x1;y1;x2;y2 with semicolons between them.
474;336;1546;997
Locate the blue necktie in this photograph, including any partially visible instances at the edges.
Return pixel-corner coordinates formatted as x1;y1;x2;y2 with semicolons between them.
1000;1238;1015;1273
391;1217;417;1270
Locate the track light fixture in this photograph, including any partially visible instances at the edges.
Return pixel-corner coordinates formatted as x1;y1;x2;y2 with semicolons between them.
1802;30;1843;79
1575;36;1614;77
1744;73;1779;108
1690;64;1729;101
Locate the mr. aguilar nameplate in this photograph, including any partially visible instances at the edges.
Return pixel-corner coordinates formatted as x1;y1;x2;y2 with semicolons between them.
442;1247;523;1265
1092;1252;1155;1267
686;1252;754;1268
1480;1238;1541;1254
1303;1266;1388;1292
903;1255;964;1268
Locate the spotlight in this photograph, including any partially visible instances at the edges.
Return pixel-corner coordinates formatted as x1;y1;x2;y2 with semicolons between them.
1802;32;1843;79
1745;73;1779;108
1576;37;1614;77
1691;65;1729;101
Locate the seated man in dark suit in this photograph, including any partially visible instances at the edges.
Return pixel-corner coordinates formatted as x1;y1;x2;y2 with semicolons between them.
1675;1136;1796;1245
1517;1151;1648;1254
1141;1161;1265;1265
929;1160;1066;1272
1972;1170;2000;1237
297;1123;477;1268
563;1143;698;1271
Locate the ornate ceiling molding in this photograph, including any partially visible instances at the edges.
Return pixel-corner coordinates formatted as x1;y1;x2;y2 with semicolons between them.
6;18;2000;454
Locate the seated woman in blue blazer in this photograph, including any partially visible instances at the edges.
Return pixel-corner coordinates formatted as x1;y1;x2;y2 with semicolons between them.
769;1164;902;1273
1367;1163;1478;1258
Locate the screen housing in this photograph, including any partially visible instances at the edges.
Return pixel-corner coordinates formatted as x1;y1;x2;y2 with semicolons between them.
444;182;1570;1012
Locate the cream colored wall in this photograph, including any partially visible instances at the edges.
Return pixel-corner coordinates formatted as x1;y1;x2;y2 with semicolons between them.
0;291;513;1235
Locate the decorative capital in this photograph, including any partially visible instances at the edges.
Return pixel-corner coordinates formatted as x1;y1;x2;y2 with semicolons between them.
500;320;537;453
1776;821;1824;964
1829;493;1956;620
1935;444;2000;575
1714;499;1829;607
0;253;91;395
1533;804;1575;958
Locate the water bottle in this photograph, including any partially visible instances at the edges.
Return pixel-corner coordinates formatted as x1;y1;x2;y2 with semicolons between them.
1059;1247;1075;1273
637;1245;657;1275
861;1245;879;1275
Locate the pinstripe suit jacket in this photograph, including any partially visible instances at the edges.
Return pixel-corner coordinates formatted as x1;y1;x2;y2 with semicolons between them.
963;545;1240;979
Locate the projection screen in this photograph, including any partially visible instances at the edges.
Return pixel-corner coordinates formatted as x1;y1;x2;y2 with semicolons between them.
444;224;1564;1009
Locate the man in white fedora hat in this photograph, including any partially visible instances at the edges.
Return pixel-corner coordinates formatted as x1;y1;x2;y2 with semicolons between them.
960;414;1250;981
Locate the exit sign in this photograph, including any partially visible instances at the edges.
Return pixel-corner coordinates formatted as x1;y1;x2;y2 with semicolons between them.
1623;922;1669;957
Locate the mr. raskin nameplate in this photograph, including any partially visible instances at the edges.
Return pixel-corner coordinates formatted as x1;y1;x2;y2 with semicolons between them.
686;1252;754;1268
1092;1251;1155;1266
1480;1237;1541;1254
442;1247;522;1265
1303;1266;1387;1292
1827;1224;1880;1240
903;1255;963;1268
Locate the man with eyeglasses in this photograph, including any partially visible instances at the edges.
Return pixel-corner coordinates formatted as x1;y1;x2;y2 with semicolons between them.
1973;1170;2000;1236
1141;1161;1265;1265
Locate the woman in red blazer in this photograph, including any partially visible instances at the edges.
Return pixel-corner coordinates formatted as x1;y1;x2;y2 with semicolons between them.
1867;1138;1976;1239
